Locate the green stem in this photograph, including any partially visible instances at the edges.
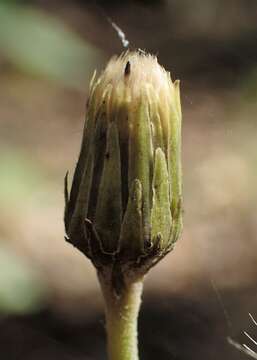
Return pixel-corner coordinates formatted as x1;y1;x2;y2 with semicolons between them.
98;273;143;360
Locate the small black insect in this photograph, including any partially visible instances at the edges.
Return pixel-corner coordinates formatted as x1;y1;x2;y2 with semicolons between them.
124;61;131;76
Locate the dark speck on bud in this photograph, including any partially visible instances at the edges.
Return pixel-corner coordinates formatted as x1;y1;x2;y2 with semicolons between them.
124;61;131;76
64;50;182;292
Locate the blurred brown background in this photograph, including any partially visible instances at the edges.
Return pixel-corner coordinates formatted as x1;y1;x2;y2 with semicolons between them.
0;0;257;359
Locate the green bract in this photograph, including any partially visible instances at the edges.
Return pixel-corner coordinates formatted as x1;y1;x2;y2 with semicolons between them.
64;51;182;290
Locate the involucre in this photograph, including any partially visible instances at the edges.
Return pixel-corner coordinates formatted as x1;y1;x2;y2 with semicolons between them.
64;51;182;292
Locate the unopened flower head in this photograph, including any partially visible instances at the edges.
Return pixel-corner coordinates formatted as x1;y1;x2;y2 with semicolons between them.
64;51;182;289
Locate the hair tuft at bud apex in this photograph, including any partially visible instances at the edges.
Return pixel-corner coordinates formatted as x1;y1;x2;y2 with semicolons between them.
64;50;182;291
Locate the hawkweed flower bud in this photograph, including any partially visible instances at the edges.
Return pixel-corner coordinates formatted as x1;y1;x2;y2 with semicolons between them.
64;51;182;291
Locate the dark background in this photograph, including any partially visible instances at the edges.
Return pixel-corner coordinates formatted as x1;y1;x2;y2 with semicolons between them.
0;0;257;359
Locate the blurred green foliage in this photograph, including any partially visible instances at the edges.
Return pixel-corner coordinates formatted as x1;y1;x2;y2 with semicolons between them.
0;2;102;90
0;245;46;314
0;149;46;207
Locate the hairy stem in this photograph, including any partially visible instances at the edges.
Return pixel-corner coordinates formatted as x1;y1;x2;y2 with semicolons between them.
98;272;143;360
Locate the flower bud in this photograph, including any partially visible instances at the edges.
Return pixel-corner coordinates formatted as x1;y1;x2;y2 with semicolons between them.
64;51;182;289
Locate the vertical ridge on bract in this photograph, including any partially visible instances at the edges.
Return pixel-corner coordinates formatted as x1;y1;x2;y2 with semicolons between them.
87;93;110;221
151;148;172;248
116;101;130;214
174;80;182;120
69;151;94;237
119;179;143;259
67;115;92;224
64;171;69;232
94;122;122;253
67;75;101;222
128;95;153;243
168;91;182;217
